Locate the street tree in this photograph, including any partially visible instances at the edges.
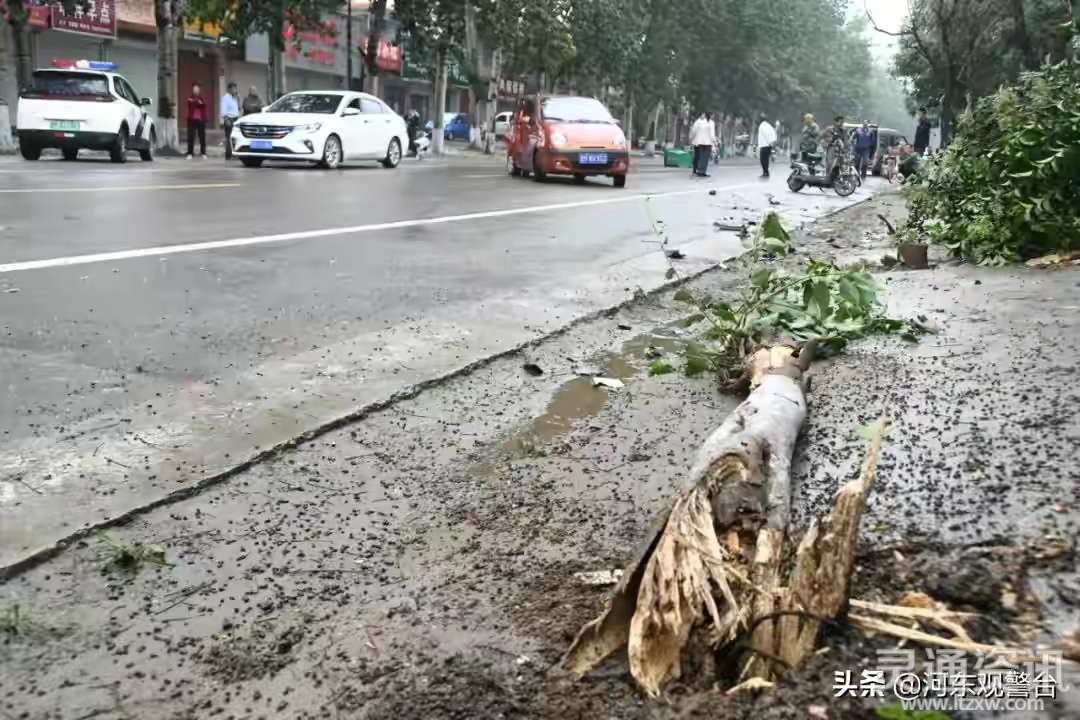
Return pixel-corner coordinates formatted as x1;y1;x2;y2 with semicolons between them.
393;0;467;155
359;0;388;95
870;0;1078;144
186;0;344;100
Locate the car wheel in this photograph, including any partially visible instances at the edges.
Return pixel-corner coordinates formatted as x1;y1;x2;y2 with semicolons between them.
240;158;264;168
320;134;342;169
613;174;627;188
20;143;41;161
573;174;586;184
532;151;546;182
382;138;402;168
110;126;128;164
62;148;78;161
506;154;521;177
140;130;155;162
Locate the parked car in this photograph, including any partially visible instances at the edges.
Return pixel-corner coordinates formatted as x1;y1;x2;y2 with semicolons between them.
443;112;470;141
493;111;513;139
231;90;408;169
16;60;155;163
505;95;629;188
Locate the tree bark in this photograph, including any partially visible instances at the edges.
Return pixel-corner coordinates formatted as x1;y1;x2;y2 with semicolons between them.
268;0;286;101
0;24;15;153
564;346;896;696
11;23;32;89
431;46;448;156
155;0;180;151
564;345;813;696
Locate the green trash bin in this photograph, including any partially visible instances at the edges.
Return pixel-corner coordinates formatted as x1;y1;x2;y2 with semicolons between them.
663;146;693;168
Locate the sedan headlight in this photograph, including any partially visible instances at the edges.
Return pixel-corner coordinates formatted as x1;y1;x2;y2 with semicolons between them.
550;132;568;148
613;132;627;149
295;122;323;133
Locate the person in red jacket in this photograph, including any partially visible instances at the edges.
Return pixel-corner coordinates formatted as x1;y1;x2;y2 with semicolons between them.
185;82;207;159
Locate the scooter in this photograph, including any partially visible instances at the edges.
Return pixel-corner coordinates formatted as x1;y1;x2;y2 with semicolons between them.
787;151;857;197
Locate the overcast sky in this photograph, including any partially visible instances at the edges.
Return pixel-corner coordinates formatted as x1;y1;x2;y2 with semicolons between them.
858;0;909;63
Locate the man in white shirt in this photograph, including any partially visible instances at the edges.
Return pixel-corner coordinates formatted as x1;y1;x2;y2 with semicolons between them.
220;82;240;161
756;113;777;178
689;112;713;177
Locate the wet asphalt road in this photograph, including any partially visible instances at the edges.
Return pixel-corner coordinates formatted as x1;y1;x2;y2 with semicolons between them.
0;150;883;568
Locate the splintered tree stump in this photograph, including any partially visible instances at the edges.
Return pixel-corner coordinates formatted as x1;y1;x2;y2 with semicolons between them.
563;341;890;697
563;344;815;696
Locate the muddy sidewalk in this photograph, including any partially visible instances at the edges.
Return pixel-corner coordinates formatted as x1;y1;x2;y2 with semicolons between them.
2;190;1078;720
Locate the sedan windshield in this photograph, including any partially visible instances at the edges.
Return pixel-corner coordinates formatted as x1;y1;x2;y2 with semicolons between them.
24;71;109;99
541;97;614;124
267;93;341;114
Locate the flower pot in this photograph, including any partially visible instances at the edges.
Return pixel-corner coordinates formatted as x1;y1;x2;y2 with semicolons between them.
898;242;928;269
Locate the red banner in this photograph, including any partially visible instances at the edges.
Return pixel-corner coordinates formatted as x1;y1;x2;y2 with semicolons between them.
51;0;116;37
362;37;402;73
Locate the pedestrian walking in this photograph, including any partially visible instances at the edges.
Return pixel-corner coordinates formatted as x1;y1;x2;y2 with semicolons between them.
853;119;874;177
242;85;264;116
913;107;931;155
756;113;776;178
689;112;713;177
220;82;240;161
709;112;718;164
185;82;207;159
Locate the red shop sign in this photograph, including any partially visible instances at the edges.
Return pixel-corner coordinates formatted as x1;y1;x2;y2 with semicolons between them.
51;0;116;37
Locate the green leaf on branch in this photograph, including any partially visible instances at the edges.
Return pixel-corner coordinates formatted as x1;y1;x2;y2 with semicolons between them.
648;360;674;376
684;343;713;377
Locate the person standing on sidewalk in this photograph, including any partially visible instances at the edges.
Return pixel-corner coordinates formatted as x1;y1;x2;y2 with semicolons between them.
756;113;776;178
220;82;240;161
185;82;208;159
914;107;931;155
242;85;263;116
689;112;712;177
853;120;875;177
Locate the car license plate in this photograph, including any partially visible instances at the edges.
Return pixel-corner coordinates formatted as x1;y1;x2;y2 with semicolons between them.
251;140;273;151
48;120;80;131
579;152;608;165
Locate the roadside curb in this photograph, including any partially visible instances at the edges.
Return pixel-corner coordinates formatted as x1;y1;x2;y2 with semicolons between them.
0;251;733;580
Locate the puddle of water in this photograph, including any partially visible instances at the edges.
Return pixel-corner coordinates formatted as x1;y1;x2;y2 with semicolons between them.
500;331;687;458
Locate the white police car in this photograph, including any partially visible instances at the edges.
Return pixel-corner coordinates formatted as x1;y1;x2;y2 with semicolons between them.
16;60;155;163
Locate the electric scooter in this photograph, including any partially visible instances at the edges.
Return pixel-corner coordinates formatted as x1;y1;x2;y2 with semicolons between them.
787;151;857;197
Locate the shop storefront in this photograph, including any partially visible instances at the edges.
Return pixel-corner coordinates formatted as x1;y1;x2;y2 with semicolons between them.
243;14;372;103
385;39;470;124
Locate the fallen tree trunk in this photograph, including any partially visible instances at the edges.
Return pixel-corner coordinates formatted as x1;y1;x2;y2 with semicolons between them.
563;344;814;695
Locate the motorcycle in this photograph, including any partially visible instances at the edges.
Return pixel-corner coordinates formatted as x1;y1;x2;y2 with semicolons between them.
786;151;857;197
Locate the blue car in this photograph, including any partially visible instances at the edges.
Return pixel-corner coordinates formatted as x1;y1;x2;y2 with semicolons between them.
444;113;470;141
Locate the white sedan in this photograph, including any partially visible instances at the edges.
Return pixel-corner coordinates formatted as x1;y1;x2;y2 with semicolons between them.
232;91;408;169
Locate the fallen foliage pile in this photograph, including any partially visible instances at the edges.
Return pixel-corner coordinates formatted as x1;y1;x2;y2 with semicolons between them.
900;61;1080;265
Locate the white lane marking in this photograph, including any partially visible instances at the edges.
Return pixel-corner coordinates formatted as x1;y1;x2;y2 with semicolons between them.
0;183;756;274
0;183;242;194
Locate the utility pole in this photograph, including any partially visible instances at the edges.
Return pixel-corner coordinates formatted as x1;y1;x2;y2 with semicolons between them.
345;0;352;90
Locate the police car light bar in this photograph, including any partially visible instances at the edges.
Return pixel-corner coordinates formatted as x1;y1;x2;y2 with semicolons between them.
52;59;118;71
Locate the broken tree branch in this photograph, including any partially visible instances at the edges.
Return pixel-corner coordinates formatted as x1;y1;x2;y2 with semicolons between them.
563;344;813;696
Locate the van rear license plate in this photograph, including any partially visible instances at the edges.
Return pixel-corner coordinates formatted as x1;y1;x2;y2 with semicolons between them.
579;153;608;165
251;140;273;151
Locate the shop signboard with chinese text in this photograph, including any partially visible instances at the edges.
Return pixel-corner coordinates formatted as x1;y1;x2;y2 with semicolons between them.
50;0;116;38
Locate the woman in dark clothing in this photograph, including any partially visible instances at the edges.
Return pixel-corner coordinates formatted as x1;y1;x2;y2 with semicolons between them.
186;82;208;159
